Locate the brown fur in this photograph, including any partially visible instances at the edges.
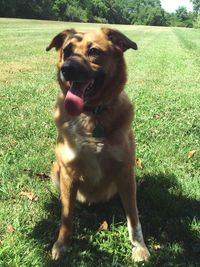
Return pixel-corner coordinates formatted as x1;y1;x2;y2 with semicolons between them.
47;27;150;262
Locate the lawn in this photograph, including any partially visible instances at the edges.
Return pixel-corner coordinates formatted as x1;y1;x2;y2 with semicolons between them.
0;18;200;267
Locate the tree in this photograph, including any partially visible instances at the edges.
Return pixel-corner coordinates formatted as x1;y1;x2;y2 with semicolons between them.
176;6;189;21
190;0;200;28
0;0;55;19
0;0;197;27
190;0;200;14
0;0;17;17
170;7;195;28
52;0;87;22
128;0;167;26
146;7;167;26
86;0;109;23
105;0;129;24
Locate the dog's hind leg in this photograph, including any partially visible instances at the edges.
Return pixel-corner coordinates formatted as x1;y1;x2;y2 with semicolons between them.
116;168;150;262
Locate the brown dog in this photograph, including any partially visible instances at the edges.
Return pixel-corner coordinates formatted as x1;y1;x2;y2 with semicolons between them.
47;27;150;262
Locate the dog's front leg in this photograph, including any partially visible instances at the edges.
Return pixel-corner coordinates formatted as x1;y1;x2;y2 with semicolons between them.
116;168;150;262
52;167;78;260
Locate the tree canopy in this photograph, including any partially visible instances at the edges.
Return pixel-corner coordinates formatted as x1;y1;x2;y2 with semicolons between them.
0;0;199;28
190;0;200;14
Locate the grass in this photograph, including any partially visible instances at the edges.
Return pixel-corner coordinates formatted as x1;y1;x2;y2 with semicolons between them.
0;18;200;267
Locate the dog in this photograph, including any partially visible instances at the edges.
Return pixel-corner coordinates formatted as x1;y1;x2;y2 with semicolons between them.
46;27;150;262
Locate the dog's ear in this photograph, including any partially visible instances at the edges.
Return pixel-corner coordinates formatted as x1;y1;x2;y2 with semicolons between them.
102;27;138;52
46;29;76;52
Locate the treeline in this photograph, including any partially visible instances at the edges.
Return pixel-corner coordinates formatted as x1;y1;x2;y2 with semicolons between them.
0;0;200;28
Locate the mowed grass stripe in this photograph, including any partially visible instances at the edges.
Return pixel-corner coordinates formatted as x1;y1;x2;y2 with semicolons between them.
125;28;200;195
0;19;199;267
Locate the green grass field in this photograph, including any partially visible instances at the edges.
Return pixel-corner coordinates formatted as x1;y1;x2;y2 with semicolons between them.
0;18;200;267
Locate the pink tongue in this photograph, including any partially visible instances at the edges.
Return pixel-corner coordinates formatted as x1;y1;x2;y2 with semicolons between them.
65;90;84;116
65;81;92;116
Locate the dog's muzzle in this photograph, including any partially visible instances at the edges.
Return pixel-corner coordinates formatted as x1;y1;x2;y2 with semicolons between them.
61;56;94;82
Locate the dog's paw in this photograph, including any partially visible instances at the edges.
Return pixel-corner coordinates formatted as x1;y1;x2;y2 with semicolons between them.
132;246;150;262
52;241;67;260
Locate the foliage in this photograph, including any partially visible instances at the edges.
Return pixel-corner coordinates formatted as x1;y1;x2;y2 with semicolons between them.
0;0;199;28
0;0;55;19
193;15;200;27
172;7;195;28
176;6;190;21
190;0;200;14
52;0;88;22
130;6;167;26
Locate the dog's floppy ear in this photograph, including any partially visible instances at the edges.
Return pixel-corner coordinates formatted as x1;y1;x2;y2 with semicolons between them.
46;29;76;52
102;27;138;52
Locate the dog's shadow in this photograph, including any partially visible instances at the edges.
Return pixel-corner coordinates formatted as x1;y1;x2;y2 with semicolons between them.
30;173;200;267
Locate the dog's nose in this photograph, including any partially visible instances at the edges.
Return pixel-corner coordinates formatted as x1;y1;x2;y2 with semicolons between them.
61;57;94;81
61;62;75;79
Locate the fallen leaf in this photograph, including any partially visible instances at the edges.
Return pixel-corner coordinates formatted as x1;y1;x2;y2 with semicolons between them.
153;113;161;118
153;244;161;250
79;234;88;240
99;221;108;231
188;150;197;159
136;158;143;169
23;169;50;180
36;172;50;180
19;191;38;201
43;188;49;193
7;224;15;233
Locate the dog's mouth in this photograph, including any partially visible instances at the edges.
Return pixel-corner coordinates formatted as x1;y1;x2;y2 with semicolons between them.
61;66;105;116
64;80;95;116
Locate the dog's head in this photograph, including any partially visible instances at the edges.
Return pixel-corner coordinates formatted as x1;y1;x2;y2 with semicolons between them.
47;28;137;116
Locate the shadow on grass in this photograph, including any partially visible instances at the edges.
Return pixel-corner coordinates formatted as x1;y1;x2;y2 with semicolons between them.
30;173;200;267
138;174;200;267
30;193;125;267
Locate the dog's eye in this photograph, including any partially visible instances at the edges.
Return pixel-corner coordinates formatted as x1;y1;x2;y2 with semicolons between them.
88;47;102;57
63;44;72;59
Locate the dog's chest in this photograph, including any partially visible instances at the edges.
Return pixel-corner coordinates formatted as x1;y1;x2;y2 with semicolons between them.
60;115;125;165
65;116;106;155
